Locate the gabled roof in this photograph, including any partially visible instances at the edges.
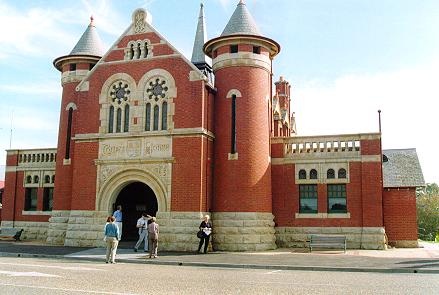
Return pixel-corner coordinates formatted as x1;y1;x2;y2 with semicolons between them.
69;16;105;57
382;148;425;188
221;0;261;36
191;3;209;65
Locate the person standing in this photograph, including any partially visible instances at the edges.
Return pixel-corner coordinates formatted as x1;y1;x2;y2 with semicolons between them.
134;213;150;252
104;216;120;264
148;217;159;258
197;215;212;254
112;205;123;240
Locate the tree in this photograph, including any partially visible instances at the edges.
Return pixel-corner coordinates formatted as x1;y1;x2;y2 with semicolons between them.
417;183;439;241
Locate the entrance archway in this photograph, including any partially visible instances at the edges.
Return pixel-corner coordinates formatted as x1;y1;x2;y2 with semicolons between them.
114;182;158;241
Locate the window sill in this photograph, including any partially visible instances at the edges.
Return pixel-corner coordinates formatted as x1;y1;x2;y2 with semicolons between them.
22;210;52;216
295;212;350;219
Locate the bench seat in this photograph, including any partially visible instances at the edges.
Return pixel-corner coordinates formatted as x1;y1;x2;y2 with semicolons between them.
309;234;346;253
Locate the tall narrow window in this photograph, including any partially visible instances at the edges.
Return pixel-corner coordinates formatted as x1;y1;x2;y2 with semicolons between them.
161;102;167;130
328;184;347;213
65;107;73;159
153;105;159;130
145;103;151;131
231;94;237;154
108;106;114;133
124;105;130;132
43;188;53;211
310;169;318;179
24;188;38;211
116;108;122;132
299;184;318;213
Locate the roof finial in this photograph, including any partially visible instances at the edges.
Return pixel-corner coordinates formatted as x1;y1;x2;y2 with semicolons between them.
90;15;94;26
239;0;245;4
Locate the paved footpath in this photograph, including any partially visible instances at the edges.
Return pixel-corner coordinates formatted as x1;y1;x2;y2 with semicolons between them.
1;240;438;274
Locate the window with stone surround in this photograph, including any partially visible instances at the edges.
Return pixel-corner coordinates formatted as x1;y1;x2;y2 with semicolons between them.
327;169;335;179
144;77;169;132
24;188;38;211
328;184;347;213
298;169;307;180
299;184;318;213
310;169;318;179
338;168;347;179
108;81;131;133
125;40;151;60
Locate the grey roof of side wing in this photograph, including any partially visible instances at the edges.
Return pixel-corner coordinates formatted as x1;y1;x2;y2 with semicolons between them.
69;18;105;56
221;0;261;36
382;148;425;188
191;3;209;64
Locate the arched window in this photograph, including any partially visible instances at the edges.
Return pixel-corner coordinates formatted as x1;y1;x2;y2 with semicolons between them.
153;105;159;131
51;175;55;183
26;175;32;184
161;102;167;130
145;103;151;131
299;169;307;180
327;169;335;179
310;169;318;179
108;106;114;133
33;175;39;184
124;105;130;132
116;108;122;132
338;168;347;179
45;175;51;183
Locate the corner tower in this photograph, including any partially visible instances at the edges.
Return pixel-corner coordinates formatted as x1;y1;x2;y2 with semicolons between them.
48;17;104;245
204;0;280;251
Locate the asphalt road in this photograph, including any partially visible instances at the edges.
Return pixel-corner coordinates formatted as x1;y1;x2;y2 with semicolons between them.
0;257;438;294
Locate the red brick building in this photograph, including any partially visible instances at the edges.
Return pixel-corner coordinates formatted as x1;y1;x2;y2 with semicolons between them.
1;2;424;250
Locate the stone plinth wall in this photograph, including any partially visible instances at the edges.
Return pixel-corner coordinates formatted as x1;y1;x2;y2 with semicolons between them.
46;210;70;245
1;220;48;241
63;210;109;247
212;212;276;251
276;227;387;250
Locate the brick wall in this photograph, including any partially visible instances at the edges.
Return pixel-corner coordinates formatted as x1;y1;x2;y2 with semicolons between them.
383;188;418;244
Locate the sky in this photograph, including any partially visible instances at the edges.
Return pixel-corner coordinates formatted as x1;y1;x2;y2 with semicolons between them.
0;0;438;184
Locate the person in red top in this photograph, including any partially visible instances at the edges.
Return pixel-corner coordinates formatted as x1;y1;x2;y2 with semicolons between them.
197;215;212;254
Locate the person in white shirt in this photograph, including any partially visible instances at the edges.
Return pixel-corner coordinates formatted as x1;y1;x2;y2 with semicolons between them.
134;213;150;252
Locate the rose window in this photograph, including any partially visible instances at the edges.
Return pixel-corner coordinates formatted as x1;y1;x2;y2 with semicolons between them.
146;78;168;101
110;82;131;104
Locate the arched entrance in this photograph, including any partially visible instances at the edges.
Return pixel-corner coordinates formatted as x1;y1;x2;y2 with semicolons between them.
114;182;158;241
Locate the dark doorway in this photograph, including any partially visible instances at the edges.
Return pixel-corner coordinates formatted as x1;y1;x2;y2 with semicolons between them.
114;182;158;241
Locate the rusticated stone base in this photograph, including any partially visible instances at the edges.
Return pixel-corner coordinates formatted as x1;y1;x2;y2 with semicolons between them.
276;227;387;250
157;211;209;252
388;240;419;248
63;211;109;247
46;210;70;245
1;220;48;241
212;212;276;251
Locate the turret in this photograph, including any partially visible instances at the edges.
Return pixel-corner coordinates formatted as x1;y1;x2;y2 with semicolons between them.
204;0;280;251
50;17;104;217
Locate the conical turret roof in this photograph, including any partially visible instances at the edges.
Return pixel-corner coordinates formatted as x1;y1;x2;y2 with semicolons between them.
191;3;208;65
221;0;261;36
69;16;105;56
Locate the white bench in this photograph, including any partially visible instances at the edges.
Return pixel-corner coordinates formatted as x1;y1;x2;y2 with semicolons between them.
309;235;346;253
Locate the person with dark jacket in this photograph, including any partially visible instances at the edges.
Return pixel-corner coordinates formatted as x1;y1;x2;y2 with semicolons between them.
197;215;212;254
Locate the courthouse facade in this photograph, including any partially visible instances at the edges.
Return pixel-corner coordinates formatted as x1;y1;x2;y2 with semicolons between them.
2;1;424;250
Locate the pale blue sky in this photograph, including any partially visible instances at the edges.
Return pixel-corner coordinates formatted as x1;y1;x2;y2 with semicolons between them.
0;0;438;183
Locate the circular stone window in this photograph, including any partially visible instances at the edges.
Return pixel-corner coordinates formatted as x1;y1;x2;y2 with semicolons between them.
110;81;131;104
146;78;168;101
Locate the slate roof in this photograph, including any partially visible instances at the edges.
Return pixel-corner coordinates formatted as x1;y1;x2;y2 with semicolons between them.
382;148;425;188
191;3;208;65
69;17;105;56
221;0;261;36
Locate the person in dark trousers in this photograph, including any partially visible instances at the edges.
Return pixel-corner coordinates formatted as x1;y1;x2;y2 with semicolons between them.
197;215;212;254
